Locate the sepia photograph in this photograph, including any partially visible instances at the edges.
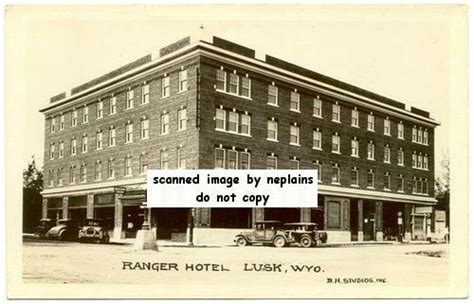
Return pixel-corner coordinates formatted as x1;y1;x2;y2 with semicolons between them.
5;4;468;299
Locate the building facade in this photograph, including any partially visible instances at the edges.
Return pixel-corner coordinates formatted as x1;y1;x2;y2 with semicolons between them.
40;36;439;244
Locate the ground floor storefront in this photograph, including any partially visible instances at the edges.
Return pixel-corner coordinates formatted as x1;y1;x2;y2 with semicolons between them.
42;186;442;245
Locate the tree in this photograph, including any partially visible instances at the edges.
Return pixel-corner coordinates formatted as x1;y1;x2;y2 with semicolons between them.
23;156;43;233
435;154;450;227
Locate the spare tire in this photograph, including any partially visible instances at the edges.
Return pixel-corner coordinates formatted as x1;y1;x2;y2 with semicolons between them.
86;227;96;237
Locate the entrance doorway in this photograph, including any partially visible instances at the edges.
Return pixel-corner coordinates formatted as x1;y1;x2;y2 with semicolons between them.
153;208;189;240
382;202;405;241
123;205;144;238
362;201;375;241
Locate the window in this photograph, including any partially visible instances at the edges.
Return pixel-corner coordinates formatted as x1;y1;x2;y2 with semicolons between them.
327;201;341;229
107;159;115;179
141;84;150;104
141;119;149;139
178;70;188;92
266;156;278;169
398;149;404;166
126;90;134;109
240;152;250;169
109;127;116;147
331;164;340;184
57;168;63;186
176;108;187;131
69;166;76;184
139;153;148;174
418;154;423;169
351;167;359;186
397;175;404;192
351;139;359;157
367;171;374;188
290;125;300;145
367;113;375;131
241;76;251;98
351;109;359;127
332;134;340;153
160;152;169;169
81;135;88;153
59;114;64;130
227;150;238;169
332;104;340;122
423;179;429;194
70;138;77;156
398;123;404;139
367;142;375;160
50;143;55;160
417;129;423;143
59;141;64;158
268;85;278;105
313;97;322;117
383;173;390;190
267;120;278;141
423;155;428;170
83;106;89;123
50;117;56;133
423;130;429;145
215;109;226;131
72;110;78;126
228;112;239;133
215;148;225;169
96;131;103;150
161;114;169;135
413;178;418;193
95;161;102;181
177;148;186;169
216;69;226;91
384;118;390;135
97;101;104;119
80;164;87;183
240;114;251;136
314;161;322;182
48;170;54;187
110;97;117;115
289;159;300;169
125;123;133;143
412;127;418;142
384;146;391;163
161;76;170;98
124;156;132;176
412;152;417;168
229;73;239;95
313;130;322;150
290;91;300;111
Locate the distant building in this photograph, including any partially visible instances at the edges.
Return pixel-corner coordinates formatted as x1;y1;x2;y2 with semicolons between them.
40;36;439;244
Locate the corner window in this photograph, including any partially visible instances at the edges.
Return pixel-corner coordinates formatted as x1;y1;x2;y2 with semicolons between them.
177;148;187;169
215;109;226;131
178;70;188;92
241;77;251;98
216;70;226;91
178;108;187;131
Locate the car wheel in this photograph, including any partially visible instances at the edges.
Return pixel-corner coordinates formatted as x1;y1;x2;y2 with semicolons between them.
273;236;286;248
101;235;110;244
58;230;66;241
236;236;248;247
300;235;312;248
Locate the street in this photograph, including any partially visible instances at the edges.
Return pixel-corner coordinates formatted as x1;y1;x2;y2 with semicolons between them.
23;239;449;289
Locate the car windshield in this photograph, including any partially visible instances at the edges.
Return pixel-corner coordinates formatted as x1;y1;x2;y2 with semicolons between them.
85;220;102;226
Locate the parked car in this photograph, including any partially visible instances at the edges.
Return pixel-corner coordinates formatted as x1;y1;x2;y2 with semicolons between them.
78;218;110;244
35;219;55;239
45;219;79;241
283;222;328;247
234;220;289;248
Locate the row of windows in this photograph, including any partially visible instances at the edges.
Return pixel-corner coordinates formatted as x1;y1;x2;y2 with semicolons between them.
214;68;430;146
49;69;189;133
49;109;187;159
47;148;187;187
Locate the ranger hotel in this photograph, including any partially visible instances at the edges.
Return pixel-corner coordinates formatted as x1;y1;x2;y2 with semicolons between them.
40;36;440;244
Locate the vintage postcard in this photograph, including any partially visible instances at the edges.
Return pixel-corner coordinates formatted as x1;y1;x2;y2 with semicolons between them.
5;4;468;298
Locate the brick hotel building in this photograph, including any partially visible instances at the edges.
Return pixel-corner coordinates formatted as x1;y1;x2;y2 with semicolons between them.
40;36;439;244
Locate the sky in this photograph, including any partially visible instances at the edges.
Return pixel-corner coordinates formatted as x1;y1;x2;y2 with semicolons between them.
7;5;462;175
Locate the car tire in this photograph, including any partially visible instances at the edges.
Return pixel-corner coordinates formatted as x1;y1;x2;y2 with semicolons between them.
236;236;248;247
58;230;66;241
300;235;312;248
101;235;110;244
273;236;286;248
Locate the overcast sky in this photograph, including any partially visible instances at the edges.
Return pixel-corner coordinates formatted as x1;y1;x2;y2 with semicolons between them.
8;5;461;175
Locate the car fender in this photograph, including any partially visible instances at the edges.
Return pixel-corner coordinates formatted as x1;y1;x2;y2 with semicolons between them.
271;233;288;243
235;234;251;243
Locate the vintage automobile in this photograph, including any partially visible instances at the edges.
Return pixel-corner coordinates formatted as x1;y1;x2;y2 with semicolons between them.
78;218;110;243
35;218;55;239
45;219;79;241
234;220;289;248
283;222;328;248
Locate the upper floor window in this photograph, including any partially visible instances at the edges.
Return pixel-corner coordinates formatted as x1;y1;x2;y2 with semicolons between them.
57;168;63;186
267;120;278;141
97;101;104;119
314;161;322;182
351;138;359;157
228;73;239;95
72;110;78;127
126;89;134;109
367;170;375;188
160;151;169;169
216;69;226;91
161;76;170;98
178;108;187;131
351;167;359;187
384;118;390;136
59;141;64;158
332;103;340;122
240;152;251;169
141;84;150;104
383;172;391;190
398;122;404;139
82;106;89;123
124;156;132;176
417;129;423;143
80;164;87;183
423;155;429;170
161;113;169;135
96;131;103;150
268;84;278;105
95;161;102;181
266;156;278;169
70;138;77;156
50;117;56;133
109;97;117;115
59;114;65;130
139;153;148;174
290;125;300;145
178;69;188;92
215;148;225;169
107;159;115;179
351;108;359;127
227;150;238;169
332;134;340;153
228;112;239;133
398;148;404;166
290;91;300;112
331;164;340;184
423;129;429;145
125;123;133;143
412;152;418;168
69;165;76;184
367;141;375;160
81;135;88;153
240;113;251;136
313;130;322;150
241;76;251;98
109;127;116;147
367;113;375;131
140;119;149;139
397;175;404;192
48;169;54;187
384;145;391;163
49;143;55;160
289;159;300;170
215;109;226;131
313;97;322;118
412;126;418;142
177;148;187;169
